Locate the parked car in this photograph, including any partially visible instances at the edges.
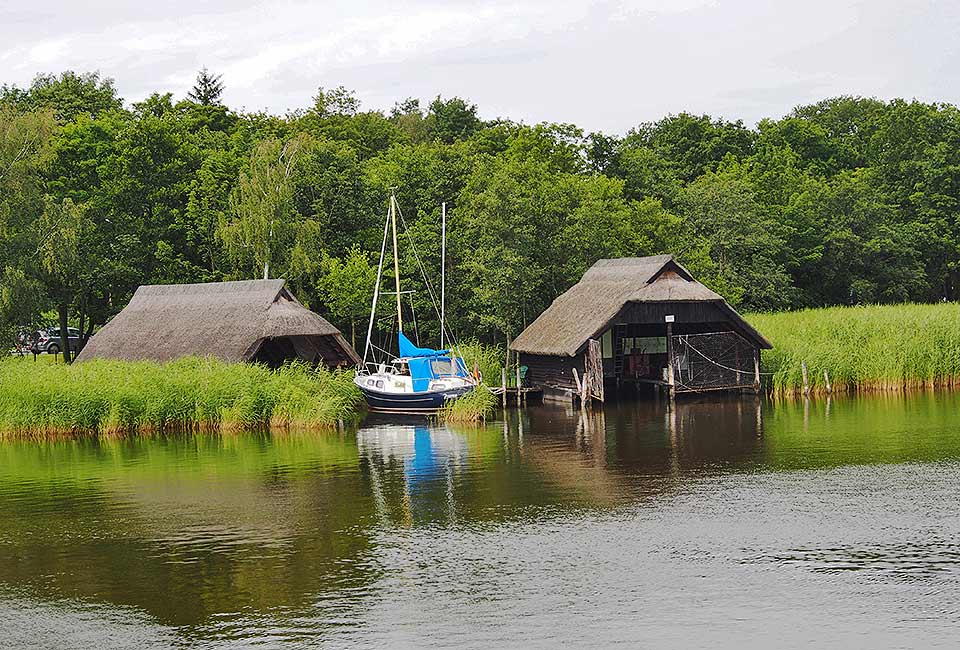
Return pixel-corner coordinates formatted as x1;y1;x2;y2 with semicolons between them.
32;327;82;355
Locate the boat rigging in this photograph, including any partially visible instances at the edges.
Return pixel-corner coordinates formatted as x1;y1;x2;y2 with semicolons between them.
354;191;476;414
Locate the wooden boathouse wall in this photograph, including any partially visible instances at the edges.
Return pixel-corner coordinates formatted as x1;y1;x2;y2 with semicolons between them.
509;256;773;403
522;352;586;400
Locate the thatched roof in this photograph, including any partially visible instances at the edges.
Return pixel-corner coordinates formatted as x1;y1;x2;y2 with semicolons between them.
510;255;771;356
76;279;360;366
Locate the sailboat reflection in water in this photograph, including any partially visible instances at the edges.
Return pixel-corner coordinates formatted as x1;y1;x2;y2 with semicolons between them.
358;425;468;523
354;191;476;414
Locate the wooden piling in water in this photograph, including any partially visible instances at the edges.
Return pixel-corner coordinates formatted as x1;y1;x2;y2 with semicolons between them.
666;321;676;407
516;364;522;405
753;350;761;393
572;367;583;407
501;367;507;409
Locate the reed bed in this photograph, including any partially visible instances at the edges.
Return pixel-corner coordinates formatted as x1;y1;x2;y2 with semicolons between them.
438;385;497;424
747;303;960;396
0;356;362;438
452;340;505;384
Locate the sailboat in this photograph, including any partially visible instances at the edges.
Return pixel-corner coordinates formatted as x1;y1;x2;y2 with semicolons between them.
354;192;476;413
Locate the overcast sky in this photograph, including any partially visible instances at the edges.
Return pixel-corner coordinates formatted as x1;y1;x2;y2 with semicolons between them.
2;0;959;134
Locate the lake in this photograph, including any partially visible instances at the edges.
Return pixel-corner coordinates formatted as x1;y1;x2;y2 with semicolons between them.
2;394;959;649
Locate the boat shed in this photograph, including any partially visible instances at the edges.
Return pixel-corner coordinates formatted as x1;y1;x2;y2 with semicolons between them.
509;255;772;401
76;279;360;368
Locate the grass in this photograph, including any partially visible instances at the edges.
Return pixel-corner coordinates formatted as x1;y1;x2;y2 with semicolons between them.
0;356;363;438
437;384;497;424
7;351;60;364
747;303;960;396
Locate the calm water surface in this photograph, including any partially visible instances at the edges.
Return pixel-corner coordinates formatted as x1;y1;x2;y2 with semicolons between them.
2;395;960;648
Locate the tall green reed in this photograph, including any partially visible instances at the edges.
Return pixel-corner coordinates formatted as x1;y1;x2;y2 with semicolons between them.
747;303;960;395
0;356;362;438
437;385;497;424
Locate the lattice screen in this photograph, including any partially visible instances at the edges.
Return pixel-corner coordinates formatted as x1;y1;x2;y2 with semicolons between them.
671;332;757;393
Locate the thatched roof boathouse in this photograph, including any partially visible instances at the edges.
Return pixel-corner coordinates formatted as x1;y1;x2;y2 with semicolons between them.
76;279;360;368
510;255;772;401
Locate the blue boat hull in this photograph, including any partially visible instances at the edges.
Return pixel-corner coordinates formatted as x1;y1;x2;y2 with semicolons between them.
359;384;474;413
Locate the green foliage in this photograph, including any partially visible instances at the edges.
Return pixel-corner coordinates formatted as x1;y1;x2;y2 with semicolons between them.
748;303;960;395
37;197;88;280
219;135;310;280
0;356;362;437
7;70;960;354
1;71;121;123
454;151;678;337
316;246;378;347
427;96;481;144
293;137;371;252
187;67;225;106
678;170;794;310
0;106;58;345
624;113;756;183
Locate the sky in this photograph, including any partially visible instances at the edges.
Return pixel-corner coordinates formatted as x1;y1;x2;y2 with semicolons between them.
2;0;959;134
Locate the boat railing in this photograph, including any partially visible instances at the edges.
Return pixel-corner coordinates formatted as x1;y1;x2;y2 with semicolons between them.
357;361;398;376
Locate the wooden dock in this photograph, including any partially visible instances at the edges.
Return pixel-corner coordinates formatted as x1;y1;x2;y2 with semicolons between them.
489;386;543;406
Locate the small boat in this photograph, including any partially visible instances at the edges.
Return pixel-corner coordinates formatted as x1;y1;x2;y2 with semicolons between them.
354;333;476;413
355;192;476;414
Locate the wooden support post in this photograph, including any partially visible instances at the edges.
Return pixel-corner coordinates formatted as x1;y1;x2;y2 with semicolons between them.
753;350;761;393
572;367;583;406
801;361;809;396
586;338;604;403
824;369;832;395
735;346;742;385
501;367;507;409
666;321;676;405
516;364;522;406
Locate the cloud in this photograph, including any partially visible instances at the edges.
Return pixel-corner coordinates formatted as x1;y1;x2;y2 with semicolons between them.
0;0;958;133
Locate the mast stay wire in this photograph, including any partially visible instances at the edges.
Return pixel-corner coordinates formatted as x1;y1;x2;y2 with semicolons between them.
393;202;466;360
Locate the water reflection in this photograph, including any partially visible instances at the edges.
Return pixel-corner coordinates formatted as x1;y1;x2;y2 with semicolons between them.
2;394;960;648
359;426;468;526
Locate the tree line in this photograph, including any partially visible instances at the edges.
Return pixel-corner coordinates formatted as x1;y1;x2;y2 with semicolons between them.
2;69;960;358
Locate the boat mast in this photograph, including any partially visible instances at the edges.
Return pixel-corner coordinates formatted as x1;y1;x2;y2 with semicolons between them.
440;201;446;350
390;190;403;333
362;205;391;365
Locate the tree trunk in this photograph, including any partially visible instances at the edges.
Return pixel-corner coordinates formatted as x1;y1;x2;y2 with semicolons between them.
77;295;87;349
351;319;356;350
58;299;71;364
